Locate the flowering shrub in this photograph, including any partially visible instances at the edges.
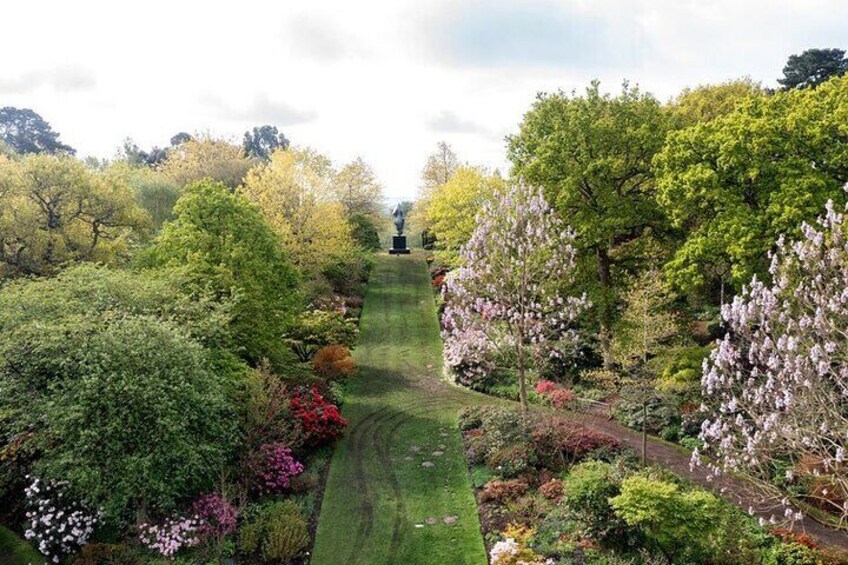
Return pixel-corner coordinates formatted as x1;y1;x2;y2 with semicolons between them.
192;492;238;544
432;274;446;288
695;197;848;523
531;417;620;468
24;477;99;563
289;386;348;446
312;344;355;381
138;515;202;558
535;380;576;408
248;443;305;494
489;523;552;565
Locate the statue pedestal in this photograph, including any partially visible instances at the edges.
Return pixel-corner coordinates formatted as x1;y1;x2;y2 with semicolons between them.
389;235;410;255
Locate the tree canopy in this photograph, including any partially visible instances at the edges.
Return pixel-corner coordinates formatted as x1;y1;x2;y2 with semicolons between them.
0;107;75;155
243;125;290;160
158;136;252;189
778;47;848;90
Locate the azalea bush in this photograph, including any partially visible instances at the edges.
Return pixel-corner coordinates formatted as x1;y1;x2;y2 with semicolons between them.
313;344;356;381
192;492;238;549
289;386;348;446
24;477;99;563
138;514;202;558
248;443;305;494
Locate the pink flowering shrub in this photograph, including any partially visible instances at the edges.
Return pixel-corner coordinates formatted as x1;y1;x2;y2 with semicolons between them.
695;196;848;524
248;443;305;494
138;515;202;558
192;492;238;543
535;380;577;408
24;477;99;563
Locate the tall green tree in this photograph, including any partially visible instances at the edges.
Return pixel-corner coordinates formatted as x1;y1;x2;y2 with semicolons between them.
333;157;384;220
654;74;848;298
243;125;290;160
508;81;674;365
146;180;300;369
778;47;848;90
0;107;74;155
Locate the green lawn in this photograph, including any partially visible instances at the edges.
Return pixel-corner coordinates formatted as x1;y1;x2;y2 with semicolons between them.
311;253;498;565
0;524;41;565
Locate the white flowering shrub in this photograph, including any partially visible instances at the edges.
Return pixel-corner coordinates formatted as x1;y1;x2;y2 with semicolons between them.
695;195;848;523
23;477;98;563
442;181;588;409
138;514;202;558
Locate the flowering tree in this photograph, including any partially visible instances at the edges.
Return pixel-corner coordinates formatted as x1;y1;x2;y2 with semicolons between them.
442;181;588;411
695;196;848;524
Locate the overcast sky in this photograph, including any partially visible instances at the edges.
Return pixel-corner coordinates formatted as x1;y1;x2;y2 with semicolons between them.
2;0;846;203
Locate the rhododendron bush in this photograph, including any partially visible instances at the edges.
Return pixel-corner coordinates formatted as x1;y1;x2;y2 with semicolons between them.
695;196;848;523
24;477;99;563
442;182;588;410
289;386;348;446
248;443;305;493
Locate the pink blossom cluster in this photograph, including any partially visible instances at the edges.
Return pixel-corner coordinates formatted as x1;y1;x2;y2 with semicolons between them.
23;477;99;563
535;380;576;408
695;194;848;523
442;182;588;386
138;515;202;558
489;537;554;565
248;442;305;493
192;492;238;541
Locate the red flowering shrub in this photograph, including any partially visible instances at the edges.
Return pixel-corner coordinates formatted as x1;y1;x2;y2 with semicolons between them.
289;387;348;446
247;443;305;493
432;274;446;288
312;345;355;381
539;478;565;501
480;479;529;503
535;380;557;395
535;380;576;408
562;428;620;460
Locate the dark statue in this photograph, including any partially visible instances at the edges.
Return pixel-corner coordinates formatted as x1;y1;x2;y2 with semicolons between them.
389;204;410;254
392;204;405;236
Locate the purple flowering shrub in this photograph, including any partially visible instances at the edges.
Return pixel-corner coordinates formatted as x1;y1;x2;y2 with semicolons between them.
248;442;305;494
23;477;99;563
192;492;238;543
695;195;848;524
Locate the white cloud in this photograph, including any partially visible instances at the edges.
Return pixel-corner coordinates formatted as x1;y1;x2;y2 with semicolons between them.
0;0;845;202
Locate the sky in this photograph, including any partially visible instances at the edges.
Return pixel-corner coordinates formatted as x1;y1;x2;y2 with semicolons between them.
2;0;847;203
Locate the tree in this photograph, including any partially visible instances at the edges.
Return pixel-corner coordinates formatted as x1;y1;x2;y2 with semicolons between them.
158;136;252;189
695;197;848;524
243;125;290;160
0;107;75;155
411;142;460;240
670;78;765;126
508;81;673;366
332;157;384;220
170;132;193;146
240;148;355;276
778;48;848;90
442;182;588;411
424;166;502;264
107;162;181;230
654;75;848;299
348;212;381;251
120;138;168;167
0;154;150;277
146;180;300;369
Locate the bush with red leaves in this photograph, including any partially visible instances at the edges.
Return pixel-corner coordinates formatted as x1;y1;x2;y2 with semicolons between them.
535;380;558;395
769;528;818;549
480;479;529;503
539;478;565;501
289;386;348;446
531;416;620;468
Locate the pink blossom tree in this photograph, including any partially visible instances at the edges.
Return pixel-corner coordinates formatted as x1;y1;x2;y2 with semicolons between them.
695;195;848;524
442;181;588;411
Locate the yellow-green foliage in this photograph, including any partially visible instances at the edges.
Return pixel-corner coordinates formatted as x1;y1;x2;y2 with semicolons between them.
240;500;310;563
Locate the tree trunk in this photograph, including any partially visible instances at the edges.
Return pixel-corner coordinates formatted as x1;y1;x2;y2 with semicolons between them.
641;401;648;465
517;339;528;413
596;247;614;368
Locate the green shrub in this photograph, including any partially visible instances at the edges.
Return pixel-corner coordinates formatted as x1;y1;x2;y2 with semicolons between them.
610;476;723;562
240;500;310;563
457;406;492;431
562;461;638;550
348;213;381;251
288;309;359;359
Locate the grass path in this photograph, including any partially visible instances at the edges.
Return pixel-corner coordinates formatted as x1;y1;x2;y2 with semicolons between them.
311;253;496;565
0;525;41;565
